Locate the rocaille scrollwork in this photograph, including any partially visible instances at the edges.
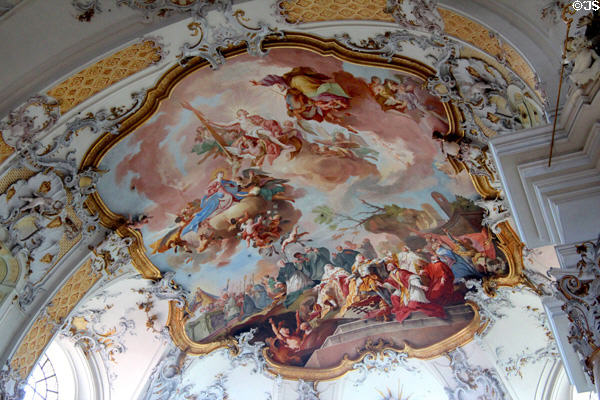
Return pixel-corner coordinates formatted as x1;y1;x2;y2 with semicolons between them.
384;0;444;34
79;32;534;381
61;309;136;382
444;347;510;400
1;0;554;388
179;0;283;68
0;87;150;310
549;235;600;380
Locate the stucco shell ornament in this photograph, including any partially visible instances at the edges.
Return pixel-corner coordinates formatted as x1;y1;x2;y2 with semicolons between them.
80;34;532;380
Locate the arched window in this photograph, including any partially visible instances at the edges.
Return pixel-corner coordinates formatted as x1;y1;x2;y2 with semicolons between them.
22;336;109;400
23;354;59;400
571;387;597;400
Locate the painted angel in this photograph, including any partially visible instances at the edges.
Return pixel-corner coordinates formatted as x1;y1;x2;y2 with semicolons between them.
252;66;351;124
368;76;446;122
237;169;295;203
301;123;378;162
182;102;301;169
181;171;247;237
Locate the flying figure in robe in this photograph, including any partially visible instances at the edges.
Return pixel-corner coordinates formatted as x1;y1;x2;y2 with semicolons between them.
251;66;351;125
181;171;247;237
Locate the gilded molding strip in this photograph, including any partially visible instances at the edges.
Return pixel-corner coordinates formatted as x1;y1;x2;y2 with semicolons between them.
46;40;162;113
277;0;540;100
10;260;102;379
438;9;539;99
174;301;485;382
80;32;529;380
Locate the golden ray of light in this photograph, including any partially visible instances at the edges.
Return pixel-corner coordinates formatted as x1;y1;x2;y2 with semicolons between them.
376;384;411;400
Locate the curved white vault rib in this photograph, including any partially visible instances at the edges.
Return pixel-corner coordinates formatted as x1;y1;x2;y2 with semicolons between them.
0;1;598;399
22;337;111;400
42;340;100;400
439;0;563;103
40;275;171;400
25;254;568;399
0;0;560;117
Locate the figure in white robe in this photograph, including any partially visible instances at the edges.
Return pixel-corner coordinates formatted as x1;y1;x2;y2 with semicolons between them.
315;264;350;318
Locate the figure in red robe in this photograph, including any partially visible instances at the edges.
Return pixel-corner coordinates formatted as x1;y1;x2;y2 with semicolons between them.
374;263;446;323
419;256;462;305
411;227;496;259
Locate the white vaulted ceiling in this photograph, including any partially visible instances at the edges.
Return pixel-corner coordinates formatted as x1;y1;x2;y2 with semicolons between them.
0;1;594;400
0;0;565;117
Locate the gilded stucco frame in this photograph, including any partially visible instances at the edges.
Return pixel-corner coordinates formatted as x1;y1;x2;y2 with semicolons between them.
80;32;530;381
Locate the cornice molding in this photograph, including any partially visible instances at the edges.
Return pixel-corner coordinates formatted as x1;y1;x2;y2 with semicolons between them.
490;80;600;248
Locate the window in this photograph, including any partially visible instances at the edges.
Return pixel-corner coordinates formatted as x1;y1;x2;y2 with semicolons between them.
21;337;107;400
572;387;597;400
23;354;59;400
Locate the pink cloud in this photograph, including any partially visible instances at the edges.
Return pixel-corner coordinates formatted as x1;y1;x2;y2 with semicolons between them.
106;47;452;255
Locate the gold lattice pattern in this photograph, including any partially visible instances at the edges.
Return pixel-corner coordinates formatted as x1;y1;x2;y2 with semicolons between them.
278;1;539;98
438;9;539;97
278;0;393;23
0;168;36;194
0;134;14;166
10;260;101;378
47;40;162;113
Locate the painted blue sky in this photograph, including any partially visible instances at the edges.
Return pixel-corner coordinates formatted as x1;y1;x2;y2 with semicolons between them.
95;48;478;294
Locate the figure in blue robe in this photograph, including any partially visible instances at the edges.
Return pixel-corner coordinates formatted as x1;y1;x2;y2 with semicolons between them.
435;245;483;282
251;284;273;310
181;175;246;236
241;294;259;317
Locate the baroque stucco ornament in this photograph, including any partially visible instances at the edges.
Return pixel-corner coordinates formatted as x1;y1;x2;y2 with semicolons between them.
550;236;600;380
350;344;416;386
61;310;136;382
0;171;69;273
72;0;282;70
180;0;283;68
0;84;152;311
384;0;443;33
0;79;156;396
72;0;221;21
495;299;559;377
0;1;559;395
80;25;535;380
445;347;510;400
0;95;59;151
334;29;450;64
141;342;187;400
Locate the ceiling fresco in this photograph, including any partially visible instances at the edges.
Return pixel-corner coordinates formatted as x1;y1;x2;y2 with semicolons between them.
91;44;516;374
6;0;599;398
